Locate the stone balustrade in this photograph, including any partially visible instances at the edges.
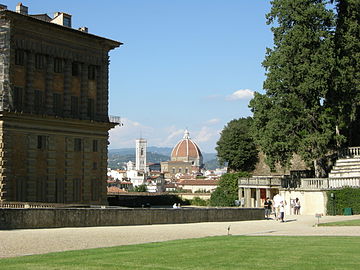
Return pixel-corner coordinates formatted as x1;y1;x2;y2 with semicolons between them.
340;146;360;158
0;201;86;209
109;115;122;125
239;177;282;186
300;177;360;190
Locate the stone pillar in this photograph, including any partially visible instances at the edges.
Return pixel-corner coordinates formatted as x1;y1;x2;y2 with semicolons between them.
245;188;251;208
82;137;91;203
80;63;88;119
45;56;54;115
47;136;57;202
266;189;271;199
25;51;35;113
26;134;37;202
100;138;108;204
101;57;109;121
0;131;12;200
95;66;102;121
64;136;74;202
256;188;261;207
63;59;71;117
238;187;245;207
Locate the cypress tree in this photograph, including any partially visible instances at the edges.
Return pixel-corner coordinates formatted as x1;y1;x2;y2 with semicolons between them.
250;0;336;174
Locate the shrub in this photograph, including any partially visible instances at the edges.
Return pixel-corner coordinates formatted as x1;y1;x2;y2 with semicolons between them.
134;184;147;192
190;197;210;206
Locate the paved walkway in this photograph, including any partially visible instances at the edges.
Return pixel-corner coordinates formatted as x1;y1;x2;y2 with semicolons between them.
1;214;360;258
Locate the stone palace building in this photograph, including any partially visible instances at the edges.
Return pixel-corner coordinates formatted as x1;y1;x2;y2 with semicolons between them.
0;3;121;205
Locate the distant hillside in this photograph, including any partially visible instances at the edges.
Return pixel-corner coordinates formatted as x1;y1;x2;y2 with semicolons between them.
108;151;170;169
204;159;222;170
108;147;217;169
109;147;173;156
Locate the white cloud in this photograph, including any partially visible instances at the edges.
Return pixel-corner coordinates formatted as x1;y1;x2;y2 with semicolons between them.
205;118;220;125
192;126;221;152
226;89;254;101
158;127;184;147
108;118;153;149
109;121;221;153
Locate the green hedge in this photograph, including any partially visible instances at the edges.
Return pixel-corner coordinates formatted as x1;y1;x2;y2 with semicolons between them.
326;188;360;215
189;197;210;206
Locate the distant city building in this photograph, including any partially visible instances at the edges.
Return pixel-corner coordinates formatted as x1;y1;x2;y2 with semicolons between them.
126;161;135;171
119;138;164;192
0;4;121;204
135;138;147;172
171;130;203;167
161;130;203;179
148;163;161;172
176;179;218;193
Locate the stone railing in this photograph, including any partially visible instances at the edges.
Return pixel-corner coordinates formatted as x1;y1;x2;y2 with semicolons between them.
0;201;86;209
239;177;282;186
340;146;360;158
300;177;360;190
109;115;122;125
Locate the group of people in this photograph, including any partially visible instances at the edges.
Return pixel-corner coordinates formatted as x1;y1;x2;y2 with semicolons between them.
172;203;181;209
264;196;301;222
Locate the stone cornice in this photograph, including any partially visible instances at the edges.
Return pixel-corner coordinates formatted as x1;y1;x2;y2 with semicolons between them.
0;112;116;135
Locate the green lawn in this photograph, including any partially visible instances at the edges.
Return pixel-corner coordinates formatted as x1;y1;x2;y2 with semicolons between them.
319;219;360;226
1;236;359;270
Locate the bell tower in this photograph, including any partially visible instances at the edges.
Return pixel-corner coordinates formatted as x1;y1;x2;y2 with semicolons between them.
135;138;147;172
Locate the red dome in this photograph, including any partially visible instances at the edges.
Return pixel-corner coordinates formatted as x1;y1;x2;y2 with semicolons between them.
171;130;203;166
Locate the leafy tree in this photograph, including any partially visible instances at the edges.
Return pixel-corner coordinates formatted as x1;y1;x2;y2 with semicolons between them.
216;117;258;172
134;184;147;192
210;172;249;206
250;0;337;174
329;0;360;146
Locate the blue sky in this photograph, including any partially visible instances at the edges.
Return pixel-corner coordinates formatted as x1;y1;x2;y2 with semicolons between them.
5;0;273;153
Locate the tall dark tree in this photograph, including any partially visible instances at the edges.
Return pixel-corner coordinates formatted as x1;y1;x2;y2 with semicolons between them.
250;0;336;174
329;0;360;146
216;117;258;172
210;172;250;207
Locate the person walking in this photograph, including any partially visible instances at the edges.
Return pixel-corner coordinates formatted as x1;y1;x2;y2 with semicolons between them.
294;198;301;215
264;197;272;220
279;201;285;222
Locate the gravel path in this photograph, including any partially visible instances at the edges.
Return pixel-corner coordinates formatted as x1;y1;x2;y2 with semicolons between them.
1;214;359;258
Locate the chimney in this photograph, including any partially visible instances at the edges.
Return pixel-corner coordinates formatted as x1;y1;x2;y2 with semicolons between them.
16;2;28;15
51;12;72;27
78;27;88;33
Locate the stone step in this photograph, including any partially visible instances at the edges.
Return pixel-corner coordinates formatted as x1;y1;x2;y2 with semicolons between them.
329;170;360;175
329;171;360;178
329;157;360;178
335;158;360;164
331;165;360;171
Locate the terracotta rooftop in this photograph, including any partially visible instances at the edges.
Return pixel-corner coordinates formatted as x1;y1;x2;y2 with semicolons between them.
177;180;218;186
107;186;127;193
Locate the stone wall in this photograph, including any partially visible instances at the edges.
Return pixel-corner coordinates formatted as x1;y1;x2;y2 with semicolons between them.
252;151;309;176
0;207;264;229
280;189;328;215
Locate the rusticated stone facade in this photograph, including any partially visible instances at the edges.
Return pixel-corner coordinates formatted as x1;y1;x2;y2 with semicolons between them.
0;8;121;204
